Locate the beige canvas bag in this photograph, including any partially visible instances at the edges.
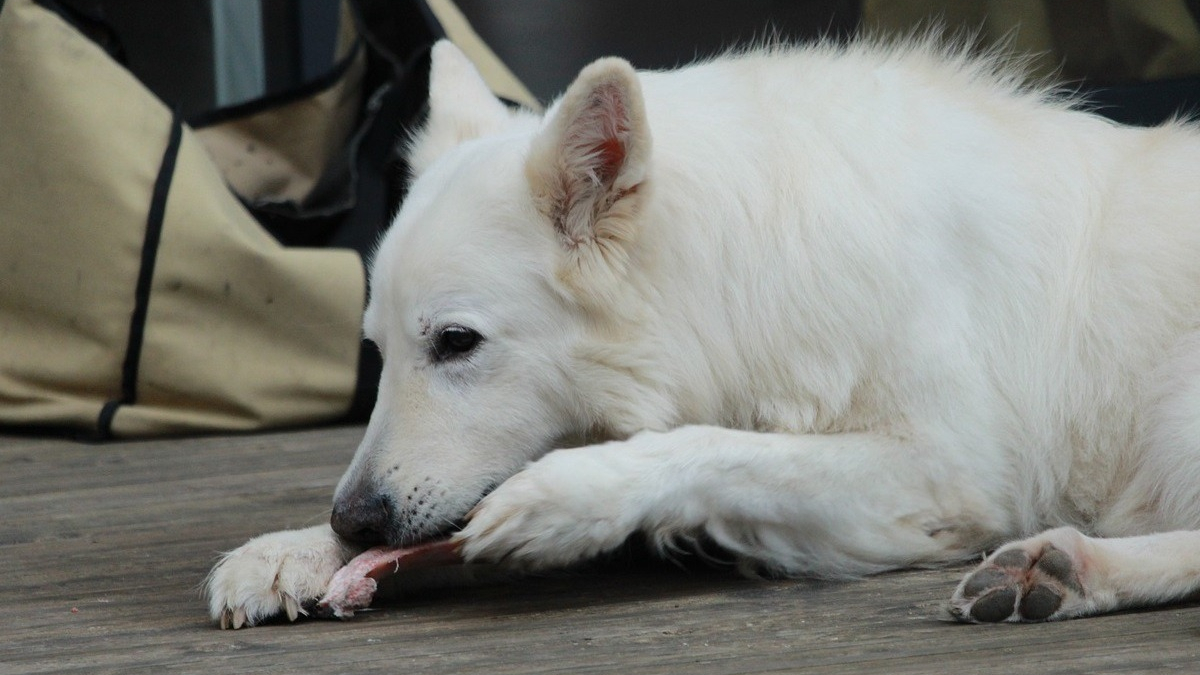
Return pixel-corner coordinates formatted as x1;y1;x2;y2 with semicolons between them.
0;0;399;437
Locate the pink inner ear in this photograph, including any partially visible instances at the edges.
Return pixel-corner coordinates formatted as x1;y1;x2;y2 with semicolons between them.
568;82;631;186
594;136;627;183
546;78;638;239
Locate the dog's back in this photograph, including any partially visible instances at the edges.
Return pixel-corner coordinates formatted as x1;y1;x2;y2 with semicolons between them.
616;42;1200;536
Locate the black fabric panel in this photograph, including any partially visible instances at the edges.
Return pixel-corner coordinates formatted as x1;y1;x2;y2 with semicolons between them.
96;114;184;438
351;0;444;70
332;44;434;254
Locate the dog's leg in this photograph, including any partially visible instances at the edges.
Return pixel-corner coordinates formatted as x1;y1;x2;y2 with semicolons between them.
456;425;1011;577
946;527;1200;622
205;524;360;629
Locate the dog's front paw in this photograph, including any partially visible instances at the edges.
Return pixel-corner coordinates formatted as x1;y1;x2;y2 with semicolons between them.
205;524;355;629
455;447;640;570
945;527;1094;623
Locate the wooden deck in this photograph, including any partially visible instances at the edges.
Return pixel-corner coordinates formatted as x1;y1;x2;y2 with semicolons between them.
4;426;1199;674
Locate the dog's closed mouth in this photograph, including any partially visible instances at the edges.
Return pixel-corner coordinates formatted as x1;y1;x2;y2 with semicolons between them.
315;538;463;619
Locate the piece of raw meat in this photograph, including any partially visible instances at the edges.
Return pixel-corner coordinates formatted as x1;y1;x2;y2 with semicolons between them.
315;539;462;619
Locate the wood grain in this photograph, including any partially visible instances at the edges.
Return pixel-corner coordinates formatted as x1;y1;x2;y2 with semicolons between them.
3;427;1198;674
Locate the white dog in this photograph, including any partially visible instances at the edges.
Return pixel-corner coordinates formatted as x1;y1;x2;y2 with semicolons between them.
207;37;1200;629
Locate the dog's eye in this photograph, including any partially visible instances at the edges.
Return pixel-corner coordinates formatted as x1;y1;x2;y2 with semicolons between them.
432;325;483;361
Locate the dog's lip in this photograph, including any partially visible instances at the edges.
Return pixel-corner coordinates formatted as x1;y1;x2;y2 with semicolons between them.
464;482;499;519
365;483;499;549
477;480;500;501
380;518;469;550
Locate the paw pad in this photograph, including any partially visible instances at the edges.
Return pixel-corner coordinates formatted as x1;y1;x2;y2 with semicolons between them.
948;544;1084;623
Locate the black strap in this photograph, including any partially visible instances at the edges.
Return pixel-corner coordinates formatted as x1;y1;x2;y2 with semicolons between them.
96;113;183;438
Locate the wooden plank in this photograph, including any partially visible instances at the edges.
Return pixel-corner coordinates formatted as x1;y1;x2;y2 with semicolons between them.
2;429;1199;675
0;426;363;497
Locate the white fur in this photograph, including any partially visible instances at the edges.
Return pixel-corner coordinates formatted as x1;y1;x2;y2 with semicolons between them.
207;37;1200;627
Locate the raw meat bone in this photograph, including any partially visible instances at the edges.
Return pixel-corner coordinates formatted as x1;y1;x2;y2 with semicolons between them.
316;539;462;619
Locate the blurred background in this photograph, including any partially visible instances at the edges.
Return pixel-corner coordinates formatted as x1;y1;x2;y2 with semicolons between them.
54;0;1200;125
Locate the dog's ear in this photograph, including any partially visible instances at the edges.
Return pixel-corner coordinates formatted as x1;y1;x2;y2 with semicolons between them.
407;40;519;175
526;57;650;296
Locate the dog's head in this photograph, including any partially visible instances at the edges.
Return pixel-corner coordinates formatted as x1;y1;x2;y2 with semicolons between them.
331;42;668;547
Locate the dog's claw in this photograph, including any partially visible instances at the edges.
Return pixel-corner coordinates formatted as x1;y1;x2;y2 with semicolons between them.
216;597;303;629
284;594;300;622
231;606;248;630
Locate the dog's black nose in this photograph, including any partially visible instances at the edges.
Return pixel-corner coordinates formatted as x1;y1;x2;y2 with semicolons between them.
330;491;391;547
